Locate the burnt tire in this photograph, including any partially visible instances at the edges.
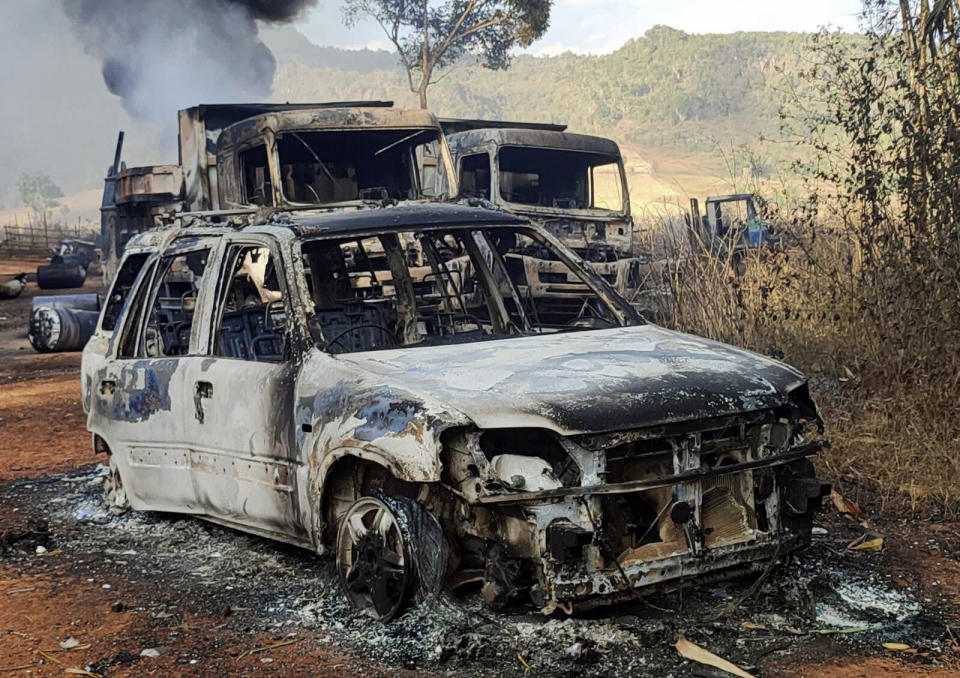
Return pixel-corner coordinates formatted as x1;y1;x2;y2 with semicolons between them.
335;495;447;621
103;455;130;515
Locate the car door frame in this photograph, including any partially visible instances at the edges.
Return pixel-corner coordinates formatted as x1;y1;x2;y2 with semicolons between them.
174;232;310;547
89;237;222;514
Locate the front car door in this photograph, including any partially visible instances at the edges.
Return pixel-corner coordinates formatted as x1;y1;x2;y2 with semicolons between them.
175;234;307;545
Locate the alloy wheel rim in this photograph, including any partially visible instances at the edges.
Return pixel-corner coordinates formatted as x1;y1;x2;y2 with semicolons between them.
336;497;411;620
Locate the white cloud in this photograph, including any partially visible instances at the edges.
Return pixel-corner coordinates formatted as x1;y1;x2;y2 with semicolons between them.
342;39;395;52
297;0;864;56
525;0;862;55
366;39;394;52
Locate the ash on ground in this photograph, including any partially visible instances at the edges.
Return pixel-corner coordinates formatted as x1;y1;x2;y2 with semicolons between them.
0;467;950;677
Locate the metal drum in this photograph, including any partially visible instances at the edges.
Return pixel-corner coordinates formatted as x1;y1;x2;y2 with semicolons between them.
36;263;87;290
30;293;101;313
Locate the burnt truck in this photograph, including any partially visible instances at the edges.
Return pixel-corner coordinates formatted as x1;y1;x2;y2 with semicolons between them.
82;200;829;620
444;121;643;319
100;101;455;282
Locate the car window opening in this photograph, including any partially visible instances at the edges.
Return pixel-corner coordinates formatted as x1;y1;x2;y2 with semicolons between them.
140;249;211;357
214;245;287;363
300;226;628;354
101;252;150;331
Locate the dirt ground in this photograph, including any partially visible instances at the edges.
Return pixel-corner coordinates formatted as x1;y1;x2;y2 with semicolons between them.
2;266;960;677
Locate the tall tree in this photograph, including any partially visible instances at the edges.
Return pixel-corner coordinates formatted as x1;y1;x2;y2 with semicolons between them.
16;173;62;221
343;0;551;108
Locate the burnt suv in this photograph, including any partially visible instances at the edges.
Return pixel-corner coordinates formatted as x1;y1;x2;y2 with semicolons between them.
82;203;828;620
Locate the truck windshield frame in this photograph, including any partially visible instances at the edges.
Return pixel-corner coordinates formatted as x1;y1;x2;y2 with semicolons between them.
497;146;628;214
276;127;451;206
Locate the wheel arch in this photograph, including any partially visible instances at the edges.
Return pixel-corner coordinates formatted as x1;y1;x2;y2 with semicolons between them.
316;452;424;551
92;432;114;456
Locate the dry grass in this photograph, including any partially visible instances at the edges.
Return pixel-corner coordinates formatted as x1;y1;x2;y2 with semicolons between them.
640;220;960;517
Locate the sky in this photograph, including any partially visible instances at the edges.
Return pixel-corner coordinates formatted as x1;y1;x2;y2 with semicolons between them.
297;0;864;55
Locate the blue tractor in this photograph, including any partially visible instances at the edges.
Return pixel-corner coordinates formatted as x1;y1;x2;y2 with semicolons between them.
689;193;778;253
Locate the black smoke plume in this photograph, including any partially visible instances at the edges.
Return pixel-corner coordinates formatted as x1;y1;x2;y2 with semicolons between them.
61;0;317;120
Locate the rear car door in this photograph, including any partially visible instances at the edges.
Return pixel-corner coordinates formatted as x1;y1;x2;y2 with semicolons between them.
176;234;307;544
90;241;217;513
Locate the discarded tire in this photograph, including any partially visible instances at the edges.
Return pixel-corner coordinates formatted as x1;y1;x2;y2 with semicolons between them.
28;306;99;353
36;263;86;290
30;293;101;313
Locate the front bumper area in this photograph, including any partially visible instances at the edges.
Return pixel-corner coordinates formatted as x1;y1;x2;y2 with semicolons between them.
547;532;806;605
445;408;829;612
480;445;829;609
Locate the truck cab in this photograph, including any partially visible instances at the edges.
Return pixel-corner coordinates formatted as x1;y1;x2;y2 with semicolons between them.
444;122;642;317
689;193;778;254
100;102;456;281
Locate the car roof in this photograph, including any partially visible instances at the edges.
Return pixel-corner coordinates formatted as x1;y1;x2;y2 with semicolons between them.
286;202;528;237
124;203;529;253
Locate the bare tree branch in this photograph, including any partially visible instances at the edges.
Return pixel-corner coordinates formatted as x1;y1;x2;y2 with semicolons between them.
341;0;550;107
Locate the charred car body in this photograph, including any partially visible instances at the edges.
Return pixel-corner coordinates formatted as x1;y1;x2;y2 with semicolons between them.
445;122;644;321
82;201;828;620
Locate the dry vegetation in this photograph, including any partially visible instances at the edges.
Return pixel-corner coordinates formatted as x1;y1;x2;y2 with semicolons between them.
649;0;960;516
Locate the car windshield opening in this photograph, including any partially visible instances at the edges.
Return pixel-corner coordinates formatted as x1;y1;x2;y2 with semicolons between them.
498;147;625;212
299;226;634;354
276;128;448;204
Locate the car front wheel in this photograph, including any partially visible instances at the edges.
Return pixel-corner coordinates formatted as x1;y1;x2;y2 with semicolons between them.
336;496;414;621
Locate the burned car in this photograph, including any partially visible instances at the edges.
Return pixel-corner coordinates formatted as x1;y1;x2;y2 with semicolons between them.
81;203;828;620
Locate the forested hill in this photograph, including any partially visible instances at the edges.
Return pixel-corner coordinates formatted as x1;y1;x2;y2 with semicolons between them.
265;25;828;152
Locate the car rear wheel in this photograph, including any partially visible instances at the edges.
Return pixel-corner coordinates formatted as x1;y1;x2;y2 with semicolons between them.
103;455;129;514
336;496;414;621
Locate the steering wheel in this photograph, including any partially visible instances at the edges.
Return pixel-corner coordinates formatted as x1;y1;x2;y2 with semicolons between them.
323;324;398;353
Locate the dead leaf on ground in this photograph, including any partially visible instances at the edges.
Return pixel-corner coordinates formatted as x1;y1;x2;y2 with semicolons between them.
815;626;870;635
847;534;884;552
675;636;755;678
236;638;300;660
831;489;869;526
34;650;62;666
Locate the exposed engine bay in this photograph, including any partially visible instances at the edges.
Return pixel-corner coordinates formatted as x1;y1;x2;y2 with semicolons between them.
429;393;828;610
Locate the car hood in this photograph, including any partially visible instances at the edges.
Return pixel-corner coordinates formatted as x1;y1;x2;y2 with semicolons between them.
334;325;809;435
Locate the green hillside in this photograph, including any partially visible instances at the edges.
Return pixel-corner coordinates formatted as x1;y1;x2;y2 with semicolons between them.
268;25;837;209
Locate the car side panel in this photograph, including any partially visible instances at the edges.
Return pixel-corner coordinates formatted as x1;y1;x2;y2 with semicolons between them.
176;356;306;542
89;357;201;513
